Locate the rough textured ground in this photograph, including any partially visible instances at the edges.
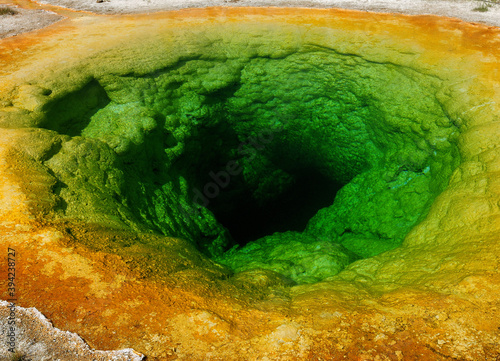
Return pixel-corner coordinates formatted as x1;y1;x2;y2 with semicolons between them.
0;4;61;38
1;8;500;360
0;301;144;360
31;0;500;26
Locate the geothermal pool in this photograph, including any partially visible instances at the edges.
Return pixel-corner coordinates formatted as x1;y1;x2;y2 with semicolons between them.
1;7;500;360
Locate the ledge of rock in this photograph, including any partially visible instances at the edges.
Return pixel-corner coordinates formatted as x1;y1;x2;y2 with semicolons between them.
0;301;144;360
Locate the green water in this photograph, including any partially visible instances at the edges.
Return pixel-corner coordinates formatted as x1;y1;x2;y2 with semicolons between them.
40;48;459;283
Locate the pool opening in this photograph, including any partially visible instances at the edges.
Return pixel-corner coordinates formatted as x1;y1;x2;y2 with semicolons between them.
37;48;460;284
205;167;343;246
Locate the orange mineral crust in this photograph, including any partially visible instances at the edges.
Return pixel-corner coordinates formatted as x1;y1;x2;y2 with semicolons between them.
1;7;500;360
